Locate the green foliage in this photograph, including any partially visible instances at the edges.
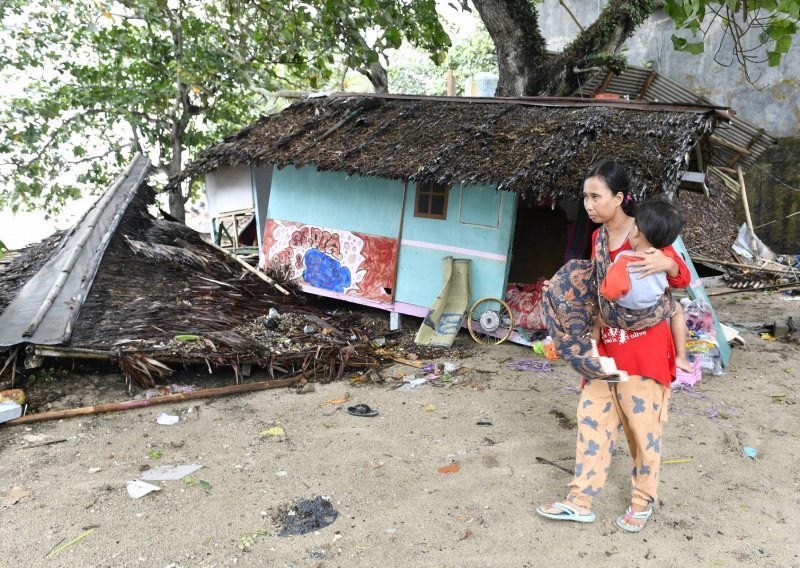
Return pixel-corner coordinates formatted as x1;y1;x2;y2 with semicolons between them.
0;0;449;217
388;26;496;95
664;0;799;65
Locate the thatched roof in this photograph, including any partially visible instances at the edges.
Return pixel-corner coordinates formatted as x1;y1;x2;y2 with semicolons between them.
168;93;730;201
0;156;379;387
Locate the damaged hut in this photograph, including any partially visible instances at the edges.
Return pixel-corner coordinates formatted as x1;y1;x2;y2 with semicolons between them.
0;154;378;388
167;94;732;339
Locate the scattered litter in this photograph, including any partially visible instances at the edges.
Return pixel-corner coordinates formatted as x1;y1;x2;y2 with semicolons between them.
275;471;288;477
458;529;473;541
0;400;22;423
347;404;378;417
742;447;758;459
268;307;280;318
260;426;286;438
760;332;777;341
277;496;338;536
0;389;25;404
662;457;694;465
373;337;386;347
303;324;317;334
397;376;428;390
319;394;350;408
421;404;437;412
127;480;161;498
44;527;96;560
506;359;553;372
770;393;787;403
476;421;493;426
443;362;459;373
142;464;203;481
438;463;460;474
386;528;398;534
156;412;180;426
1;486;31;506
88;467;103;473
174;334;200;341
298;383;316;394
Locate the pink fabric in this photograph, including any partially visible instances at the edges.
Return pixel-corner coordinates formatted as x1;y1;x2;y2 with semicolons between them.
505;279;548;330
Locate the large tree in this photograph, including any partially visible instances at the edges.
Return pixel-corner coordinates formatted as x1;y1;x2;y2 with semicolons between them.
472;0;799;97
0;0;449;221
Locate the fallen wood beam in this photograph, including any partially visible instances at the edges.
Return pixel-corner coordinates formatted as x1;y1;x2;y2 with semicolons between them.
4;375;303;426
691;255;797;275
207;241;290;295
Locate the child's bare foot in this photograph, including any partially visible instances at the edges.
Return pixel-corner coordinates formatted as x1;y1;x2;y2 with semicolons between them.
675;356;693;373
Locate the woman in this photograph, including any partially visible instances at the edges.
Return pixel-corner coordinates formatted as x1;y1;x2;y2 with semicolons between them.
536;159;690;532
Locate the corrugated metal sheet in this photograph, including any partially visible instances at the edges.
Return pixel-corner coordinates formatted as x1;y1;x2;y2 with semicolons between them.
573;65;776;168
0;154;151;346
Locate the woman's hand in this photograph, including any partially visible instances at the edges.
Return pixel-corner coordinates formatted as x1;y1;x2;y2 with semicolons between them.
628;248;679;278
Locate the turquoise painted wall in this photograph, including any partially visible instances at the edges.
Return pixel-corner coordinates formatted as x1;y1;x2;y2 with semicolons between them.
395;183;517;308
267;166;404;237
265;167;516;310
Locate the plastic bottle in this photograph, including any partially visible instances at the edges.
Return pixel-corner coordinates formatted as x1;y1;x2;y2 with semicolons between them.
543;336;559;360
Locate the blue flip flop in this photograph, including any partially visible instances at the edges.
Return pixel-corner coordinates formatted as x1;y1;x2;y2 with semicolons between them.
615;506;653;532
535;502;596;523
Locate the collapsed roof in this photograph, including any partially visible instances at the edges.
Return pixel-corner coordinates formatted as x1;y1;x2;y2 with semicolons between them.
167;93;730;201
0;154;378;387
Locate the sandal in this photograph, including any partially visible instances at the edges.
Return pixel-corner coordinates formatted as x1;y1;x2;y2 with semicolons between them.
615;505;653;533
347;404;378;417
535;502;595;523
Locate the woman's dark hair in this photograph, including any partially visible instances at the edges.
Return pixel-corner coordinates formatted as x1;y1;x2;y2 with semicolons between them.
634;198;684;249
585;159;636;216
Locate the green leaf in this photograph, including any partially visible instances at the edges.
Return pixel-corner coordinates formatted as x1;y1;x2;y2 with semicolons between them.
767;51;783;66
685;41;705;54
775;35;793;53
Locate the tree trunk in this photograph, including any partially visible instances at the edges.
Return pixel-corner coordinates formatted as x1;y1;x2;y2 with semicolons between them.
474;0;657;97
366;61;389;94
167;185;186;223
472;0;547;97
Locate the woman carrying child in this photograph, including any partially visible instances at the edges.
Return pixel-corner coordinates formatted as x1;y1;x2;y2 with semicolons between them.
536;159;690;532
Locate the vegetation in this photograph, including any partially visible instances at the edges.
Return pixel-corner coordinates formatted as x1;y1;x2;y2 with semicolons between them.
1;0;796;219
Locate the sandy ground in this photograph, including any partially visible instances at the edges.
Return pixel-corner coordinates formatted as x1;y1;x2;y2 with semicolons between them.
1;280;799;568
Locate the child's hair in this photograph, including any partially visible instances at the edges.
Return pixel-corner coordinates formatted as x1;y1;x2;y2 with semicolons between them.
585;159;636;216
634;197;684;249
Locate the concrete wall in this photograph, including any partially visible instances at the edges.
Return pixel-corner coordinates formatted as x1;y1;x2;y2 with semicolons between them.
538;0;800;137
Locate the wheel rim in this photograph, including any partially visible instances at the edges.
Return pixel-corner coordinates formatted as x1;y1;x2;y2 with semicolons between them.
467;297;514;345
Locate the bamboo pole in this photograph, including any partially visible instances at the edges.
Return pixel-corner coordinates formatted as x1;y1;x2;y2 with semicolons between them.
737;166;759;258
5;375;303;426
207;241;290;295
691;255;795;275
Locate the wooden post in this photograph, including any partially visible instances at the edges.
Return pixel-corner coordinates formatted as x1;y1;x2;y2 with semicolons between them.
446;70;455;96
737;166;758;258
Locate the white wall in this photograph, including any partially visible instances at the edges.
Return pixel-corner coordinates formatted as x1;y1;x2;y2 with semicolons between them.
205;166;253;218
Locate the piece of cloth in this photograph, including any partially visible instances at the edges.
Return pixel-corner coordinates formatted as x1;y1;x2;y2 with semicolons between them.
590;229;689;289
592;229;690;386
600;251;668;310
566;376;671;510
544;227;683;381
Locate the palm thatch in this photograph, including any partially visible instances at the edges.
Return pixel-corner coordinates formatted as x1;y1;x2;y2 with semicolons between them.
167;94;729;202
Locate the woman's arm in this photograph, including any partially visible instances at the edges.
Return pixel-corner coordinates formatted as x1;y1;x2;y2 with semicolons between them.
628;246;690;288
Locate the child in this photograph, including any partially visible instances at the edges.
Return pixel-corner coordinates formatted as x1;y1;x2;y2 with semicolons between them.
599;197;692;373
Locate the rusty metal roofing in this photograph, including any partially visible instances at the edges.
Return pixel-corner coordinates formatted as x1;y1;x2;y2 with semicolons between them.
572;65;776;168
